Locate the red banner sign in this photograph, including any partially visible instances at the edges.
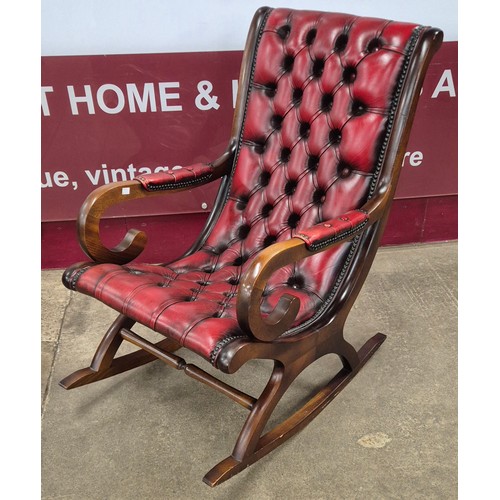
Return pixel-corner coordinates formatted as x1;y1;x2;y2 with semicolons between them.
41;42;457;222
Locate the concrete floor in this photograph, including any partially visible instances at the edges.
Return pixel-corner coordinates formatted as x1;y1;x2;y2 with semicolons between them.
41;241;457;499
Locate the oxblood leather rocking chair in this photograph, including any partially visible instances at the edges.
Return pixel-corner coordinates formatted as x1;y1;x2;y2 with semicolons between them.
60;7;442;486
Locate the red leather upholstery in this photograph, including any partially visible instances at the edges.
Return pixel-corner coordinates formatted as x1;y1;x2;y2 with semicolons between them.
63;9;421;366
136;163;213;191
295;209;368;250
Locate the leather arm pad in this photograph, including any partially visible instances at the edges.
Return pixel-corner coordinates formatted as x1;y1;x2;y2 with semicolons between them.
135;163;214;191
294;209;369;251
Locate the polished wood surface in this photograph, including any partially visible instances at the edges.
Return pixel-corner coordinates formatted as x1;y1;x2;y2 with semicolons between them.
76;149;233;264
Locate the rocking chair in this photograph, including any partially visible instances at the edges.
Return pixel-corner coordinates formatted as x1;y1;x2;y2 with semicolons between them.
60;7;442;486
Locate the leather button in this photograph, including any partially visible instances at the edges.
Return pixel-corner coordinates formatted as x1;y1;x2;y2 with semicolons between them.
343;66;357;83
329;128;342;145
288;212;301;228
335;33;349;52
212;245;227;255
233;254;248;266
367;37;383;53
321;93;334;112
237;224;251;239
285;179;298;196
236;195;249;210
254;140;266;154
259;170;271;186
313;188;327;205
282;54;295;72
263;234;277;247
265;82;278;98
292;87;303;104
312;58;325;78
271;114;284;130
351;100;367;116
338;163;352;178
287;275;305;289
299;122;311;138
280;147;292;163
277;24;291;40
261;203;273;218
307;155;320;171
227;277;239;285
306;28;317;45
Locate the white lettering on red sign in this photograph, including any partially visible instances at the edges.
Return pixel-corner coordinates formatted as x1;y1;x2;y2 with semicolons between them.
232;79;239;109
41;162;184;191
96;84;126;114
126;83;157;112
41;86;54;116
158;82;183;112
64;82;183;115
431;69;456;98
402;151;424;167
67;85;96;115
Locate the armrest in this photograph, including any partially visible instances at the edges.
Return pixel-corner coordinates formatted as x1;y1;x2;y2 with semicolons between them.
135;163;214;191
77;150;233;264
294;209;368;251
236;201;384;342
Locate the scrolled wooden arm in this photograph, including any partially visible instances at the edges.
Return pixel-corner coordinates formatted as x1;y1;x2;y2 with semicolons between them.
236;195;388;342
236;239;309;342
77;150;233;264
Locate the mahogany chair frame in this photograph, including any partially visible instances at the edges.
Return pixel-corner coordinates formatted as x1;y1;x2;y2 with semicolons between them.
59;8;443;487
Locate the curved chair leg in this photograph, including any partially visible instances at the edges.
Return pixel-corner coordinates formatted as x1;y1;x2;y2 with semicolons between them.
203;332;386;487
336;334;362;370
59;314;181;389
231;360;297;462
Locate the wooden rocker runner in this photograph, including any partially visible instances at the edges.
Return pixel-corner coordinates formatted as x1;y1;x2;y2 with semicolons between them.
60;7;443;486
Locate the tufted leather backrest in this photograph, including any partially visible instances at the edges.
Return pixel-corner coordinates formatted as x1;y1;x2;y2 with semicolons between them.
194;8;422;329
62;8;439;369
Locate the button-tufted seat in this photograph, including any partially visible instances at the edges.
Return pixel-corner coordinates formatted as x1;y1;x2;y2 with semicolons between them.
60;7;442;487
